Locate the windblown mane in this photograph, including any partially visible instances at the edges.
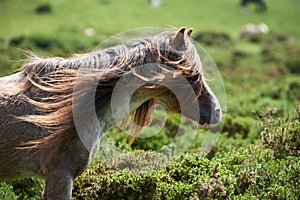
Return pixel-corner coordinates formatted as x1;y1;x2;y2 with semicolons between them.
18;31;203;161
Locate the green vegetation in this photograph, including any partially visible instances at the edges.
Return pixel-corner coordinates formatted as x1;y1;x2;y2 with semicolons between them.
0;0;299;199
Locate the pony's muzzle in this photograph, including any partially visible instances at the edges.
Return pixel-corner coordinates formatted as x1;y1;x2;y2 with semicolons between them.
198;99;222;128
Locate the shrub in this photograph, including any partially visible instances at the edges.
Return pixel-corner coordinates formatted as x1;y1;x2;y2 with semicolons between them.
73;146;300;199
222;114;252;138
35;4;52;14
193;32;232;47
102;150;168;171
76;107;299;199
245;33;289;45
260;85;283;100
286;81;300;102
8;34;99;57
261;118;300;158
245;33;269;44
285;57;300;74
8;178;44;200
0;182;18;199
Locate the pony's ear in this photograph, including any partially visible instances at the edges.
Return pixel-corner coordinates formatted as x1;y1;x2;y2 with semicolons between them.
173;27;186;50
186;28;193;37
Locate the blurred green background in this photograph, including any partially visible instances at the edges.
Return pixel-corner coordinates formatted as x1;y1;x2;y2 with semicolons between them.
0;0;299;199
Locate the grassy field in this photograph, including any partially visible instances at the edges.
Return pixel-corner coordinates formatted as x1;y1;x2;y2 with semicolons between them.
1;0;300;37
0;0;300;199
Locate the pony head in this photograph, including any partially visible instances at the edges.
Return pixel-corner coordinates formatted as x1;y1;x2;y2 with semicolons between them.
128;27;222;129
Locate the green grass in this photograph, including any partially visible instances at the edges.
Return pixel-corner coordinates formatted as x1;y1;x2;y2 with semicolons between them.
1;0;300;38
0;0;300;199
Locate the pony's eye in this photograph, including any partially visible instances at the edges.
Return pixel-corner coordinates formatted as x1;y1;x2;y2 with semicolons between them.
188;73;200;84
168;52;182;61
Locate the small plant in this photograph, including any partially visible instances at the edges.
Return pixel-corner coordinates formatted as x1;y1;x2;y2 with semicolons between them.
8;178;44;200
222;114;252;138
0;183;18;199
285;57;300;74
193;32;232;47
261;116;300;158
72;148;300;199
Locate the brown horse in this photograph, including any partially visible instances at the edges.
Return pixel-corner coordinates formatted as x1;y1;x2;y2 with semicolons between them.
0;28;222;199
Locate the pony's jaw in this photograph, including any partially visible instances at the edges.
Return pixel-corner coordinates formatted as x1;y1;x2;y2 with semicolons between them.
154;87;222;126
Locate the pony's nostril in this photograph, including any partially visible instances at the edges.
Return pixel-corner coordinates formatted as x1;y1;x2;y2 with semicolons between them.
215;109;221;121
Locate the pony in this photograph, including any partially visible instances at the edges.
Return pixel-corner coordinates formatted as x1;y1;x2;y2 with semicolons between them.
240;0;267;12
240;23;269;39
0;27;222;199
149;0;164;8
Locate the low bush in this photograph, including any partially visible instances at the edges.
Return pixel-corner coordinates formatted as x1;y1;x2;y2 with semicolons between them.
285;57;300;74
0;178;44;200
73;146;300;199
193;32;232;47
261;118;300;158
8;178;44;200
71;109;300;199
8;34;99;57
35;4;52;14
222;114;252;138
286;80;300;102
0;182;18;199
244;33;269;44
244;33;289;45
